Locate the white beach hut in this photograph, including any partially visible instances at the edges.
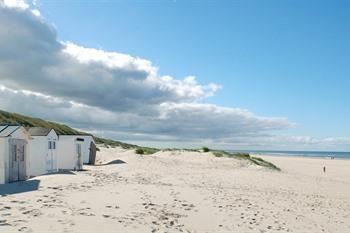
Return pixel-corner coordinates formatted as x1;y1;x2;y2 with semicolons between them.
27;127;59;177
0;125;31;184
57;135;85;170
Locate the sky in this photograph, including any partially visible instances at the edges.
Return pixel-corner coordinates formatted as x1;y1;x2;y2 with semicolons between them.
0;0;349;151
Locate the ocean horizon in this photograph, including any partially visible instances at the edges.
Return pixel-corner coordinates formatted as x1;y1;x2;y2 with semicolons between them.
228;150;350;159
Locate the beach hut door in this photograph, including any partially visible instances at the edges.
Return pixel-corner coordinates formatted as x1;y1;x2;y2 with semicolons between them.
51;141;57;171
9;139;27;182
47;141;57;172
76;143;83;170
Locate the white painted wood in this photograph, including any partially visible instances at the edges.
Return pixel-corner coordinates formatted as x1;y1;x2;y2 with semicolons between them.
57;135;88;170
27;129;59;177
0;126;30;184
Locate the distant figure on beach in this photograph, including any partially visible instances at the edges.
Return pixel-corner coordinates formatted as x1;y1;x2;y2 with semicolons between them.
323;166;326;173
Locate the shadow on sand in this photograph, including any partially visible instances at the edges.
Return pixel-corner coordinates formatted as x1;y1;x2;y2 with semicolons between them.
0;179;40;196
95;159;126;166
46;170;77;176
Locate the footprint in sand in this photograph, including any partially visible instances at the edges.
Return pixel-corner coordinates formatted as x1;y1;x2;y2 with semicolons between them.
22;209;42;217
18;226;32;232
78;212;95;216
0;206;11;211
0;219;11;226
13;219;28;224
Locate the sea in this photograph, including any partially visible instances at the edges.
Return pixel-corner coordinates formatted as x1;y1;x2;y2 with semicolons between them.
227;150;350;159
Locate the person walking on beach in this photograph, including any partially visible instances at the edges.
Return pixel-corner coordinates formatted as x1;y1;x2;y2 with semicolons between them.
323;166;326;173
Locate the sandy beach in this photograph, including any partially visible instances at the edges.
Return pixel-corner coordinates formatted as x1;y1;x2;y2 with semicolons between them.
0;147;350;233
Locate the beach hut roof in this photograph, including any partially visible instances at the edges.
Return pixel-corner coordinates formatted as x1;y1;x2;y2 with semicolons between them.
27;127;54;136
0;125;21;137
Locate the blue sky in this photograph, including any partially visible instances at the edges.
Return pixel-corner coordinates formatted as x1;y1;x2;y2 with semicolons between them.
1;0;349;150
36;0;350;138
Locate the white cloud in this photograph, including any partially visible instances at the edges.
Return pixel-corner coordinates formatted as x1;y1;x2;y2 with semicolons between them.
1;0;29;10
0;85;291;138
1;0;40;17
1;85;350;150
0;6;220;113
30;8;39;16
63;42;157;76
150;75;221;100
157;102;293;137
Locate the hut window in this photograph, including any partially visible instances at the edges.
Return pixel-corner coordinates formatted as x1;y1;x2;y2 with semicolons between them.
20;146;25;161
48;141;56;149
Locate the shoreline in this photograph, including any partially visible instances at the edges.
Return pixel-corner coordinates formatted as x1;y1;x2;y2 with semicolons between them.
252;153;350;161
226;149;350;160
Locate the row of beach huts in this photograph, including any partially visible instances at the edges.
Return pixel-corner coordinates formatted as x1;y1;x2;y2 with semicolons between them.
0;125;97;184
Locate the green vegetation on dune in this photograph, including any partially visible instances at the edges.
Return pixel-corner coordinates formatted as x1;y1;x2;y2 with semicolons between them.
135;148;144;154
213;151;224;157
250;156;281;171
94;137;136;149
135;147;160;155
212;149;281;171
0;109;137;149
163;146;280;171
0;110;80;135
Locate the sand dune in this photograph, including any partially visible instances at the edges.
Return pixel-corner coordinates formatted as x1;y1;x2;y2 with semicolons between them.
0;147;349;232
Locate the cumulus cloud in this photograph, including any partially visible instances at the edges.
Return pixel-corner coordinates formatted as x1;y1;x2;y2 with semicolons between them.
1;0;29;9
0;1;348;150
0;85;292;139
0;4;219;113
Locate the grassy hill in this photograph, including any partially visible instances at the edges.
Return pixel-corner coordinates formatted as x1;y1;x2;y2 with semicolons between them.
0;109;136;149
0;110;281;169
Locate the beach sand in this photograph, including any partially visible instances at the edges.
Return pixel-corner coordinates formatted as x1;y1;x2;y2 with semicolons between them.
0;147;349;232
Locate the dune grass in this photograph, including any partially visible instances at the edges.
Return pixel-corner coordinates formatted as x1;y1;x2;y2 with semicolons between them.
250;156;281;171
0;109;81;135
163;147;280;171
0;109;137;149
135;147;160;155
95;137;136;149
212;150;281;171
